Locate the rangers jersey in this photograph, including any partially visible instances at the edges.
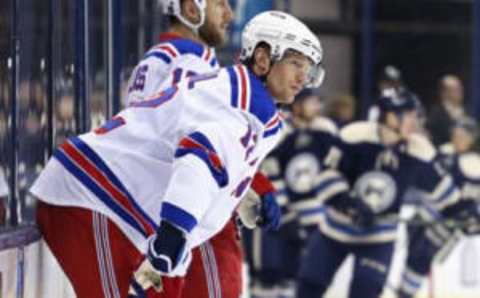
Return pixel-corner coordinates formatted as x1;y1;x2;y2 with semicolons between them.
126;33;219;106
301;121;460;244
30;65;284;255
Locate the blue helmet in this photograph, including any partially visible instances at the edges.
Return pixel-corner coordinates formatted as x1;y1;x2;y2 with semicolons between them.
377;89;418;120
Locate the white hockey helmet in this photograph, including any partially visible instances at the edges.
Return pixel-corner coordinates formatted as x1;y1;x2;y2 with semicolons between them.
160;0;207;31
240;11;325;88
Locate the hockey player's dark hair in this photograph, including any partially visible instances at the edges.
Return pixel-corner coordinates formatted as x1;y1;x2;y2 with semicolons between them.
243;42;272;82
243;42;271;68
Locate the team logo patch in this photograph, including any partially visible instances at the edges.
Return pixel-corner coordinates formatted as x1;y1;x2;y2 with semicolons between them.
353;171;396;213
285;153;320;193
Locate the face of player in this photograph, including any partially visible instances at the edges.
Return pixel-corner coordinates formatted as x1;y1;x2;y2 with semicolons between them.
384;109;418;140
266;52;312;104
299;95;322;122
397;110;418;138
198;0;233;47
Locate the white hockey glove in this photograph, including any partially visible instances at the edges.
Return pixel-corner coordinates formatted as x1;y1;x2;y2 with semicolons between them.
238;188;281;230
238;188;262;229
129;259;163;296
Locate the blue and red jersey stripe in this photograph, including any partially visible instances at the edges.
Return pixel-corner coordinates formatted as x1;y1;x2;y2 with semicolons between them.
263;113;283;138
53;137;157;238
226;65;282;138
175;132;229;188
144;38;217;68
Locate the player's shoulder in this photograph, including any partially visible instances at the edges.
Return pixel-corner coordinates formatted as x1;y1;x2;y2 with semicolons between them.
144;38;217;67
339;121;379;144
458;152;480;179
310;116;338;135
405;133;436;162
223;65;278;129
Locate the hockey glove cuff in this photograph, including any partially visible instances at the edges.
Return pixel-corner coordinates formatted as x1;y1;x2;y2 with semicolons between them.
258;192;281;231
147;220;191;276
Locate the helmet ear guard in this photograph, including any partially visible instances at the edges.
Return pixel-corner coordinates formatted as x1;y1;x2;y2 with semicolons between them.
239;11;325;88
159;0;206;31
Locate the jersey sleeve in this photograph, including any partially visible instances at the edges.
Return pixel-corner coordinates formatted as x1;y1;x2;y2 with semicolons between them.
125;48;219;107
125;57;172;107
159;123;245;233
414;159;460;210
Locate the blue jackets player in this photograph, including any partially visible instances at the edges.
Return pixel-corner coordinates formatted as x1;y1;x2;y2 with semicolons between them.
241;90;339;297
296;90;460;298
398;117;480;298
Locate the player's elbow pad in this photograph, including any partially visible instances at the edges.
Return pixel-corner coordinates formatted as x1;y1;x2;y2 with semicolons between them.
147;220;190;275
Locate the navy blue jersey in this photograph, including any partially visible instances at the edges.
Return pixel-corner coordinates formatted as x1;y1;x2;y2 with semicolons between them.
260;124;342;230
399;152;480;297
308;122;460;244
445;152;480;202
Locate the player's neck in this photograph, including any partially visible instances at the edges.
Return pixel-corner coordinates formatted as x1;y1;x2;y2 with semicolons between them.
292;117;312;129
168;24;207;46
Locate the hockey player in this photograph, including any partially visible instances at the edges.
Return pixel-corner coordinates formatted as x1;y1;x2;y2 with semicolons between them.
296;90;460;298
31;10;325;298
126;0;232;106
242;90;337;298
126;1;246;297
397;117;480;298
127;2;282;297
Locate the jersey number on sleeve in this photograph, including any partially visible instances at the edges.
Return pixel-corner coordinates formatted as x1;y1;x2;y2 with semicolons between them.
128;65;148;93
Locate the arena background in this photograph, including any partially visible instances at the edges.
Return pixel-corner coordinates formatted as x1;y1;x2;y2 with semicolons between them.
0;0;480;297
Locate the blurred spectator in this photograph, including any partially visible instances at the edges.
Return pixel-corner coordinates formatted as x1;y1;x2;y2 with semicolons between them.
426;74;467;146
18;80;32;112
55;94;75;146
0;80;7;109
90;72;107;129
439;116;478;156
451;117;478;153
368;65;406;121
90;88;106;130
326;94;356;128
17;79;47;223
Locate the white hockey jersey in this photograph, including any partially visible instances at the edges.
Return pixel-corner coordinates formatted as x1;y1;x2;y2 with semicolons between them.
126;33;219;106
30;65;284;257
